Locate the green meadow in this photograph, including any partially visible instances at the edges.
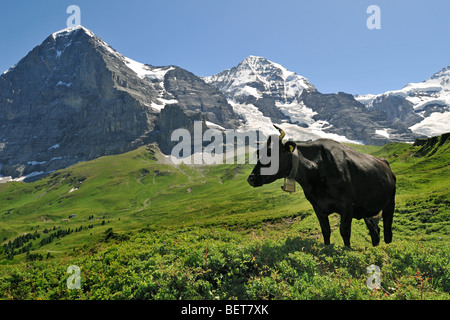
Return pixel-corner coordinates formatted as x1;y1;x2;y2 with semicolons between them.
0;134;448;300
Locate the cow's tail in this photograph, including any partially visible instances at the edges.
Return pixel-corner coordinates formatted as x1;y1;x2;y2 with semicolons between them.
382;198;395;244
380;158;396;183
378;157;396;244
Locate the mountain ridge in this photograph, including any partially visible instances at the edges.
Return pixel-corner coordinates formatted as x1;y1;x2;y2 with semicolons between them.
205;55;424;144
355;64;450;137
0;26;447;181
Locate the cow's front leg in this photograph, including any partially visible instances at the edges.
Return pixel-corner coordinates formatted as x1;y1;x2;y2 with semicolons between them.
315;211;331;245
339;209;353;247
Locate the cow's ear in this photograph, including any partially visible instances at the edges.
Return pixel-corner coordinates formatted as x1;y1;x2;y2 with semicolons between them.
285;141;297;153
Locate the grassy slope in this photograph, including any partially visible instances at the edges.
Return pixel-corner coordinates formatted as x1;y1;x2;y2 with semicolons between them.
0;135;449;300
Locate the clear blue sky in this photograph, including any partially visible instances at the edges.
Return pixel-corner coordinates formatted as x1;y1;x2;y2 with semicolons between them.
1;0;449;95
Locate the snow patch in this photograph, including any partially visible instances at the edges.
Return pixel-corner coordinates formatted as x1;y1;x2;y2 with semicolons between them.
276;100;317;126
13;171;45;182
158;98;178;105
375;128;390;139
409;111;450;137
27;160;47;165
278;122;363;145
354;94;377;106
0;176;12;184
411;98;450;112
205;121;226;131
56;81;72;87
49;144;60;150
227;100;361;144
123;57;174;81
241;86;262;99
150;102;165;111
229;101;275;138
2;64;16;76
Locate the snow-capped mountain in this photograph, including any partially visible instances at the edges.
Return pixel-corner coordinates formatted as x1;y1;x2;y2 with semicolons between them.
205;56;422;144
0;26;238;179
356;65;450;137
203;56;320;139
204;55;316;104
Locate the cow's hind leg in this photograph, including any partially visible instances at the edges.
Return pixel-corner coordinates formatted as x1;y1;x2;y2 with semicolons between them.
364;217;380;247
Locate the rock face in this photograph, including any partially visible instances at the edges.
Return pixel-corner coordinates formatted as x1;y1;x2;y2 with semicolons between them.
163;67;240;129
300;91;420;145
366;94;422;127
0;26;238;179
155;104;206;155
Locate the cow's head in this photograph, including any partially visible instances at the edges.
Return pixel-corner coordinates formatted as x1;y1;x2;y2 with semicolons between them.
247;125;297;187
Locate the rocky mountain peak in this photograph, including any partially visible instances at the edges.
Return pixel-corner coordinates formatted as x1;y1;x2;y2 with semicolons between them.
204;55;316;105
430;66;450;89
431;65;450;78
0;26;239;180
237;55;280;76
51;25;95;39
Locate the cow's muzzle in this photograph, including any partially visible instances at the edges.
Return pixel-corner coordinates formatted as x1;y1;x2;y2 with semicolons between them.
247;174;262;187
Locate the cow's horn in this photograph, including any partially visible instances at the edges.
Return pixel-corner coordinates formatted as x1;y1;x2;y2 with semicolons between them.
273;125;285;140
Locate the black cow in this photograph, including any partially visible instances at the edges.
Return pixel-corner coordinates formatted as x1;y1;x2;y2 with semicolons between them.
248;125;396;247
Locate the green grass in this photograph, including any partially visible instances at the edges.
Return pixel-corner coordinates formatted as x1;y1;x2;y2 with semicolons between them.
0;134;449;300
